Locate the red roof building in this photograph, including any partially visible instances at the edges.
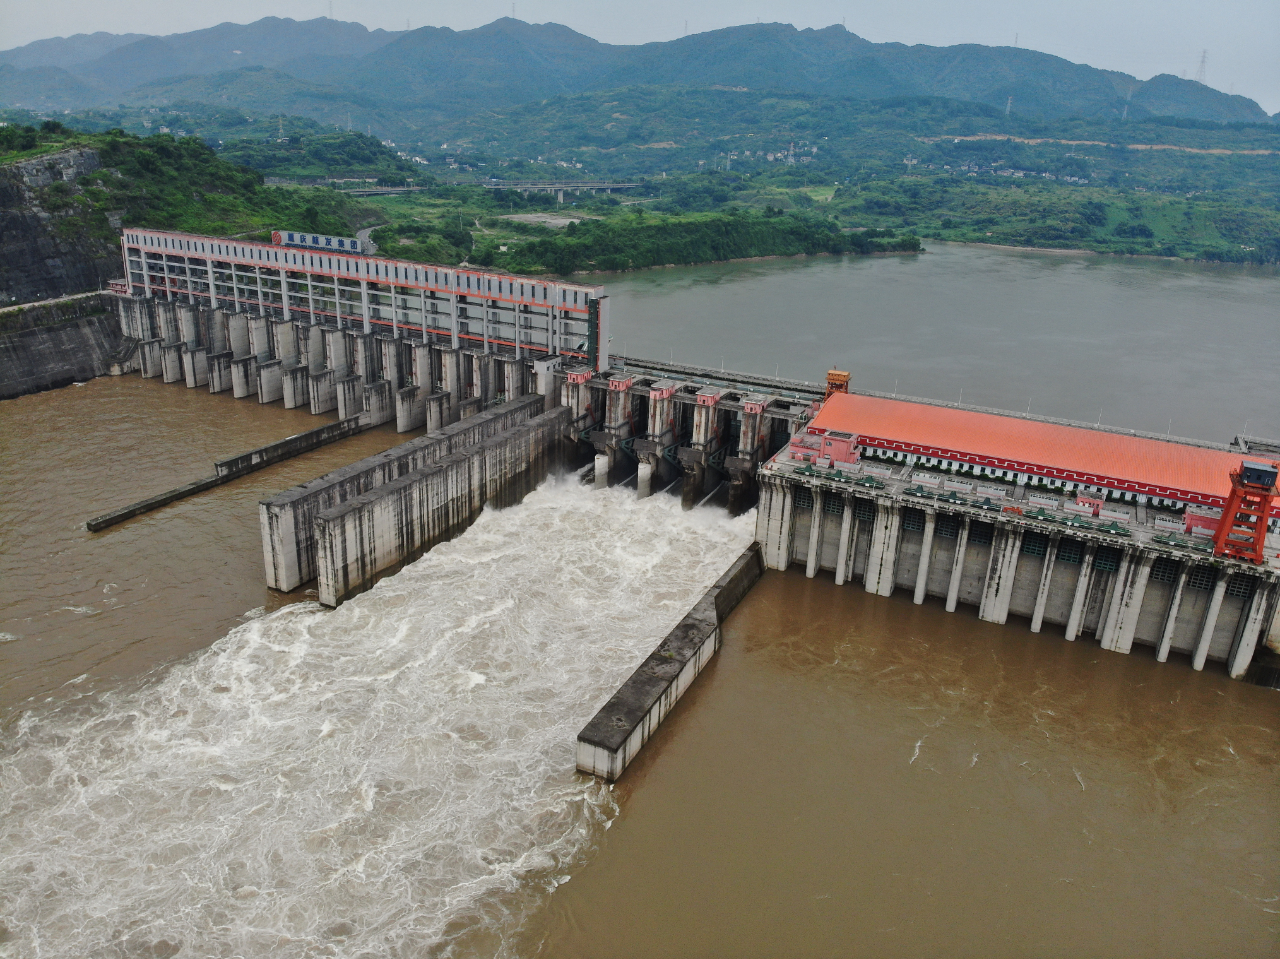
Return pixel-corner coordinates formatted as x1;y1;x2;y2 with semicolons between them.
799;393;1275;514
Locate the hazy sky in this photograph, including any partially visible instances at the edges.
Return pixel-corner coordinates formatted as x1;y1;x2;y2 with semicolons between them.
3;0;1277;112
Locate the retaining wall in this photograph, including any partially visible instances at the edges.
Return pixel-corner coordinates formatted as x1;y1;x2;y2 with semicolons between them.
576;543;765;782
0;315;121;400
260;393;548;592
314;405;570;606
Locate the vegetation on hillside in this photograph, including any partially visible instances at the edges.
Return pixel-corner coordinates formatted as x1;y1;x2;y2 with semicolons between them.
2;106;423;183
11;16;1263;128
365;186;918;275
219;129;422;184
7;88;1278;272
827;177;1280;263
0;121;378;242
432;90;1280;197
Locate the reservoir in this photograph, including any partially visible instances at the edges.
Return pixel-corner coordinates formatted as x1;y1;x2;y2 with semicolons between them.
1;245;1277;956
607;242;1280;443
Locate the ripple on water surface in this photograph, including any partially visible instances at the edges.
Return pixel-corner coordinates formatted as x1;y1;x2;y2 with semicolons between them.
0;479;755;957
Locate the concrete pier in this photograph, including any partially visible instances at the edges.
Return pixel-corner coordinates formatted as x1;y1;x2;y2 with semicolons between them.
577;544;764;782
260;394;548;592
314;406;570;606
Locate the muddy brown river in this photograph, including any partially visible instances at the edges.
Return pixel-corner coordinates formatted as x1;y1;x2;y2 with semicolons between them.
517;571;1279;958
0;376;414;713
1;246;1277;956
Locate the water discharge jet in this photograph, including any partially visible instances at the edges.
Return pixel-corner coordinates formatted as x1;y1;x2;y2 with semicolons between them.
0;481;754;957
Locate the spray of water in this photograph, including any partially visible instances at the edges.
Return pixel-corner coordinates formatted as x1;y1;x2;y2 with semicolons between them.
0;479;755;957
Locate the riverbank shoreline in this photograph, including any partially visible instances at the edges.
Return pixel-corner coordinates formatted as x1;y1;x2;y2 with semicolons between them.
569;247;923;277
938;238;1279;270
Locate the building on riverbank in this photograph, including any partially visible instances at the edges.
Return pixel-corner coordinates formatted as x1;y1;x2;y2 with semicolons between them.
115;228;611;371
756;389;1280;679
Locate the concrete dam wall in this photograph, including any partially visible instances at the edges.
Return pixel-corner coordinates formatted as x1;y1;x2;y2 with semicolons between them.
0;314;120;400
260;394;549;592
315;405;572;606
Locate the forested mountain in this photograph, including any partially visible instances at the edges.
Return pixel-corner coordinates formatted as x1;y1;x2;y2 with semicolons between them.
0;31;145;70
0;18;403;105
0;17;1271;126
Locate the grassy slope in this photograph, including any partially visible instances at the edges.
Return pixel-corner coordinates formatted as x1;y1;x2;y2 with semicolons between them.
364;187;917;276
1;123;379;244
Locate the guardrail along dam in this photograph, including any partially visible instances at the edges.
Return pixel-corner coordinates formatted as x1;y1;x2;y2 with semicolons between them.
1;229;1276;957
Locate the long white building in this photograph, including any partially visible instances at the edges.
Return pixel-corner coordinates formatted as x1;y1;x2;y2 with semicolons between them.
116;227;610;370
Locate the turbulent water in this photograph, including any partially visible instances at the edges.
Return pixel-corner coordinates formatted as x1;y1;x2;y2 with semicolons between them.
0;480;754;958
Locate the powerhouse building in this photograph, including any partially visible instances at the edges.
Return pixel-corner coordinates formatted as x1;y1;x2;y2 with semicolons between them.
115;228;610;369
756;390;1280;680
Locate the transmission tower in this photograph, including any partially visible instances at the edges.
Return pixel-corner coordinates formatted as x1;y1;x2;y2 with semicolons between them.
1195;50;1207;84
1005;96;1013;116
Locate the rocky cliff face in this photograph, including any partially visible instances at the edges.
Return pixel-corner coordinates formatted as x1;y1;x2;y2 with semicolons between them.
0;314;121;399
0;148;122;305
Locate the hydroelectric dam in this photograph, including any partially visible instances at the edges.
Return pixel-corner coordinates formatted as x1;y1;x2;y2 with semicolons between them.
86;226;1280;783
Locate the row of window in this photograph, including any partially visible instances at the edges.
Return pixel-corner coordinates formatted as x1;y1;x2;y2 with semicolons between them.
125;237;598;307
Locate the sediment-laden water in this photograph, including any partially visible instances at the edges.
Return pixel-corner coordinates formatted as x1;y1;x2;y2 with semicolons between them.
606;242;1280;442
2;246;1277;957
0;481;754;957
518;571;1280;958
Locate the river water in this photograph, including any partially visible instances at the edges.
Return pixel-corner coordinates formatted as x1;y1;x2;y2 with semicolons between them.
607;242;1280;443
1;246;1278;956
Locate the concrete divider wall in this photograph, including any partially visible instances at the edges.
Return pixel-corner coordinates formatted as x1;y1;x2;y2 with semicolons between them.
282;366;310;408
313;406;570;606
161;343;184;383
215;417;366;478
309;369;337;414
231;356;258;398
260;393;548;592
576;543;765;782
138;339;163;378
181;346;209;388
363;380;394;427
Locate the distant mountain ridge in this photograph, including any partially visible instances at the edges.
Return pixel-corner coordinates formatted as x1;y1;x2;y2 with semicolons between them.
1;16;1272;126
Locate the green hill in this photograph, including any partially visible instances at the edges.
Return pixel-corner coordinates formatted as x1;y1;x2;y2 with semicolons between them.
0;121;376;257
0;17;1269;127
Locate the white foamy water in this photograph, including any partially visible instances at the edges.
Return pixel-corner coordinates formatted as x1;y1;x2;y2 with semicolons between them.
0;480;754;958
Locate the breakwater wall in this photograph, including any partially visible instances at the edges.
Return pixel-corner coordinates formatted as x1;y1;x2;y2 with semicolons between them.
86;417;367;532
0;315;120;400
260;394;548;592
214;418;366;478
315;406;572;606
577;543;764;781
